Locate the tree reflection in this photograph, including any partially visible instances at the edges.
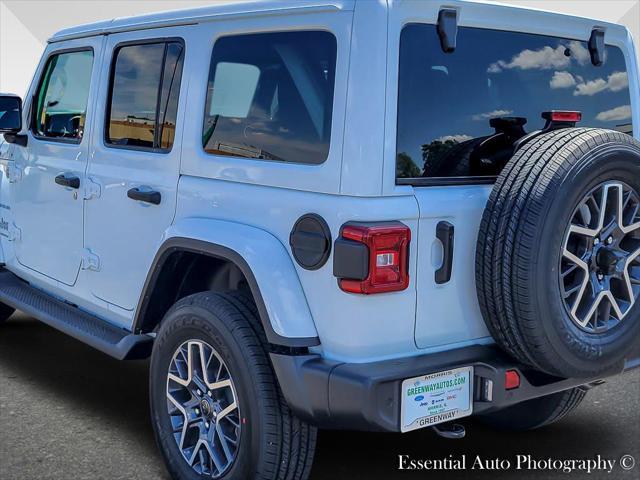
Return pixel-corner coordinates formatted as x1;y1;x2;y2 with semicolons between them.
396;152;421;178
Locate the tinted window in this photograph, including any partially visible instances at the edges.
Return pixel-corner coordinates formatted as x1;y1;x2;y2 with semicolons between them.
159;43;184;149
107;41;184;150
203;31;337;164
34;50;93;140
396;25;633;180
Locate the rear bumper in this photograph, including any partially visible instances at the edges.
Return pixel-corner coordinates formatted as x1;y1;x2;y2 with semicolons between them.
270;343;640;432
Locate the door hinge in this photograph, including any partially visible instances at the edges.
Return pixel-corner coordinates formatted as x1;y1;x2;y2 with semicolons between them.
81;249;100;271
84;177;101;200
6;163;22;183
8;223;21;242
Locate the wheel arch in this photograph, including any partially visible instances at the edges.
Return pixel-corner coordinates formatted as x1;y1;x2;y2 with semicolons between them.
134;220;320;348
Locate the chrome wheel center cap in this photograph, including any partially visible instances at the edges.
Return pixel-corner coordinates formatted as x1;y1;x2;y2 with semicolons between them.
200;398;213;419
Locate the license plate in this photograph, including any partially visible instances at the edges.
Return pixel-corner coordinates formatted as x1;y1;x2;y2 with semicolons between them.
400;366;473;433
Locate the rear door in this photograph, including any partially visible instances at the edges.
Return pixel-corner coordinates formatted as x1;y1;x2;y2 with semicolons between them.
84;30;186;314
389;5;634;349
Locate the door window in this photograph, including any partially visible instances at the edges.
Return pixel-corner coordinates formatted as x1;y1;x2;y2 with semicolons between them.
33;50;94;141
106;41;184;151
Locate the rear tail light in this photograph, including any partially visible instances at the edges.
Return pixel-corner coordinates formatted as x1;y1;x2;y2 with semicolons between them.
333;222;411;294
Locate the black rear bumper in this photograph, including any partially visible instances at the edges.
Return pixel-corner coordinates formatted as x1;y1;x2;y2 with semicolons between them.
270;343;640;432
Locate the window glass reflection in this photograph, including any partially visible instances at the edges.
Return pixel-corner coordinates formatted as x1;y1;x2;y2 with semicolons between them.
396;26;633;180
203;31;337;165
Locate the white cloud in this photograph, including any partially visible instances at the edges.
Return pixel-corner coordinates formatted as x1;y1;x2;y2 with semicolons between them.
607;71;629;92
472;109;513;121
435;134;473;143
567;41;590;65
595;105;632;122
487;41;593;74
550;71;576;89
488;45;570;73
574;78;608;96
574;71;629;96
488;62;505;74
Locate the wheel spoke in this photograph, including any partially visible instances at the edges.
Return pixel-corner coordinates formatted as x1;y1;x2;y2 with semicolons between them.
578;291;606;328
561;262;580;278
568;224;599;238
622;247;640;304
167;391;189;451
215;422;233;461
209;446;225;474
208;379;232;391
562;281;583;299
602;299;612;324
217;401;237;421
561;249;590;314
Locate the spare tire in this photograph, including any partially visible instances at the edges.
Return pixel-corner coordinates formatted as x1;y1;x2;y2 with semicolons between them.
476;128;640;378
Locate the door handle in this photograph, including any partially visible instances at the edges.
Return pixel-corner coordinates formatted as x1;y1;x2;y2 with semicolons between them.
127;187;161;205
435;221;454;284
55;173;80;189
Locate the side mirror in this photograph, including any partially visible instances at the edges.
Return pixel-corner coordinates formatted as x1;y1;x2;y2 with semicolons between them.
0;95;23;133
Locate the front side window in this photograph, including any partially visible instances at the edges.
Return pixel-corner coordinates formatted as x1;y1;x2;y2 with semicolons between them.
203;31;337;165
33;50;93;140
107;41;184;150
396;25;633;181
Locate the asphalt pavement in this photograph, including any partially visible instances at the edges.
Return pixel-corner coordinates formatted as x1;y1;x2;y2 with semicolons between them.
1;313;638;480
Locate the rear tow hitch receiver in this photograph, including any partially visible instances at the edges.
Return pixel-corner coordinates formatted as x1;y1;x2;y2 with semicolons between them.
432;422;466;439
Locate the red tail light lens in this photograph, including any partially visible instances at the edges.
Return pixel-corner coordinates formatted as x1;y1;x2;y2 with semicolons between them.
545;110;582;123
338;223;410;294
505;369;521;390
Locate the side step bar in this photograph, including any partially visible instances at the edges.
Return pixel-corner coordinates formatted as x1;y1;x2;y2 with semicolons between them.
0;270;153;360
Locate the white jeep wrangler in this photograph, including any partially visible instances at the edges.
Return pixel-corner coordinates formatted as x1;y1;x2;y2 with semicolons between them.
0;1;638;479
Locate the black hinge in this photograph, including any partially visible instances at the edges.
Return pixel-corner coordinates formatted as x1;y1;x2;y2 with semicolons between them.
588;28;605;66
437;9;458;53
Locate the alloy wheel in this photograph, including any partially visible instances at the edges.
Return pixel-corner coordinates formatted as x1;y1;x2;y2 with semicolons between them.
166;340;241;477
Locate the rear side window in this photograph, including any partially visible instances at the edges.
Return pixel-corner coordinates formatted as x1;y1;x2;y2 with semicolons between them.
202;31;337;165
33;50;93;141
396;25;633;182
107;41;184;151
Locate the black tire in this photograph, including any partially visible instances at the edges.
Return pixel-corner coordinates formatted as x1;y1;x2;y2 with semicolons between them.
150;291;317;480
0;303;15;323
478;387;587;431
476;128;640;378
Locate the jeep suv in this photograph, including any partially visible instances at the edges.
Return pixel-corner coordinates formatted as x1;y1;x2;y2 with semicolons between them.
0;1;638;479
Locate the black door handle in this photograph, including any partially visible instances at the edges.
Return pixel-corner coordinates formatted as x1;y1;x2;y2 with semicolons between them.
435;221;454;284
127;187;161;205
55;173;80;189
